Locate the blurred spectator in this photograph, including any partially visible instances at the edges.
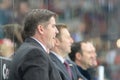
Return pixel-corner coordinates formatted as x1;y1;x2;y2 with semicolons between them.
15;0;30;25
0;0;13;25
3;24;23;49
0;24;23;58
71;21;86;42
0;38;14;58
0;0;13;39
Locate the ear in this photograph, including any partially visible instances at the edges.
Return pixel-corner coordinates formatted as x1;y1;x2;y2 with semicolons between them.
37;25;44;34
75;52;82;60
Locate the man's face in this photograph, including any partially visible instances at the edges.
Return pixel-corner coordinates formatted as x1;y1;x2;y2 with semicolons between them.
43;16;58;49
58;28;73;57
80;42;97;69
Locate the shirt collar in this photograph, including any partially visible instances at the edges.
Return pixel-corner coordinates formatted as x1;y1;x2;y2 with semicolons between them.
51;51;65;63
31;37;48;53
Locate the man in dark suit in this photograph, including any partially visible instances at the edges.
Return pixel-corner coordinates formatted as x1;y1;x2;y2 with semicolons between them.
69;41;97;80
9;9;62;80
50;24;87;80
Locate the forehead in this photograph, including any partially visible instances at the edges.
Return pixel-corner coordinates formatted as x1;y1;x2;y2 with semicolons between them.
48;16;56;24
81;42;95;51
61;28;70;36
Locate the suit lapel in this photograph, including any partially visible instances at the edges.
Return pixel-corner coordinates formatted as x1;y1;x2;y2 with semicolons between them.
50;53;72;80
25;37;48;54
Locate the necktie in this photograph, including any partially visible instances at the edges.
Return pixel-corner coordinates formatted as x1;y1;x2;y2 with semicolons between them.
64;61;72;79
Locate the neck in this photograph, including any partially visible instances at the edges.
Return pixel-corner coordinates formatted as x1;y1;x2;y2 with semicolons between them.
51;48;67;58
32;36;49;53
75;60;87;70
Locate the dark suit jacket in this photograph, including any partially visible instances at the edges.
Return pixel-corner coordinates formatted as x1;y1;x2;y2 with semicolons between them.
50;52;87;80
50;52;71;80
66;60;88;80
9;38;62;80
77;65;91;80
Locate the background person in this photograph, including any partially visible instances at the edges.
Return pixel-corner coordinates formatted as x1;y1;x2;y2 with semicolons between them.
50;23;86;80
0;24;23;58
69;41;97;80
